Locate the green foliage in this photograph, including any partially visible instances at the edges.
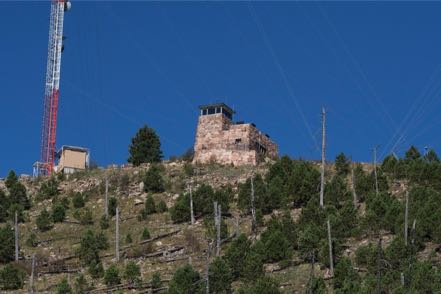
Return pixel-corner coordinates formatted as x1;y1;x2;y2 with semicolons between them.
108;197;117;217
143;165;165;193
104;264;121;285
334;257;360;290
141;228;151;240
355;243;376;272
126;233;133;244
38;176;59;200
77;230;109;266
260;217;292;263
56;278;72;294
72;192;85;208
237;276;280;294
209;257;233;293
52;202;66;223
363;192;402;234
238;174;278;214
183;162;194;177
0;264;25;290
335;152;350;176
0;190;9;222
325;175;350;208
5;170;30;210
74;274;89;294
145;195;156;214
151;272;161;289
224;234;251;278
128;125;163;166
241;248;264;282
0;224;14;263
36;208;52;231
124;261;141;284
26;232;38;247
203;215;228;240
100;215;109;230
168;264;204;294
405;145;421;161
88;260;104;279
157;200;168;212
306;277;327;294
425;149;440;163
76;208;94;225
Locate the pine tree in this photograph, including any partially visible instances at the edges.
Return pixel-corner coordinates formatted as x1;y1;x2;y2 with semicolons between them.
128;125;163;166
36;209;52;231
335;152;350;176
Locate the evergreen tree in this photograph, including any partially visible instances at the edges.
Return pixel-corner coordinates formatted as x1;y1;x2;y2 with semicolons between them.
168;264;203;294
5;170;29;209
104;264;121;285
0;224;14;263
52;202;66;223
128;125;163;166
74;274;89;294
124;261;141;284
209;257;233;293
144;195;156;214
405;145;421;161
0;190;9;222
56;278;72;294
141;228;151;240
72;192;85;208
143;165;165;193
36;208;52;231
425;149;440;163
238;277;280;294
0;264;25;290
224;234;251;278
151;272;161;289
335;152;350;176
37;176;59;200
108;197;117;217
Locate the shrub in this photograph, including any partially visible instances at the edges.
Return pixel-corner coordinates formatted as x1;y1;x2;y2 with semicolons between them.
52;202;66;223
38;176;59;200
77;230;108;266
168;264;203;294
26;232;38;247
334;257;360;290
36;208;52;231
157;200;168;212
141;228;151;240
0;224;14;263
104;264;121;285
151;272;161;289
203;215;228;240
145;195;156;214
74;274;89;293
335;152;350;176
143;165;165;193
109;197;117;217
170;193;190;223
78;208;94;225
56;278;72;294
128;125;163;166
72;192;85;208
100;215;109;230
241;249;264;282
0;264;25;290
126;233;133;244
124;261;141;284
88;260;104;279
224;234;251;278
238;276;280;294
183;162;194;177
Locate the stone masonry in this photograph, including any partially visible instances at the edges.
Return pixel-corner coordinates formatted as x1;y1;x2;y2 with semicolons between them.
193;103;278;165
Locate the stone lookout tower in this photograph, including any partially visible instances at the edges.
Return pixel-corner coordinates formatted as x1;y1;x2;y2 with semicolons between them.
193;103;278;165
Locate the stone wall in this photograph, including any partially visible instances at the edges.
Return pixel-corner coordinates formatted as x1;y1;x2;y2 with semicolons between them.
193;113;278;165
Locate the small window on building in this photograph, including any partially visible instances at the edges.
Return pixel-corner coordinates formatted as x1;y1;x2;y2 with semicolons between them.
208;108;215;115
202;109;208;115
235;138;242;144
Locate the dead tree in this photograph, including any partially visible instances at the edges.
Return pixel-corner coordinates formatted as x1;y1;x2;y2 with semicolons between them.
373;145;379;195
15;210;19;261
115;206;120;262
105;178;109;218
213;201;221;256
250;176;256;234
205;241;211;294
189;184;195;225
411;219;417;245
326;219;334;277
351;160;357;208
405;190;409;246
320;107;326;208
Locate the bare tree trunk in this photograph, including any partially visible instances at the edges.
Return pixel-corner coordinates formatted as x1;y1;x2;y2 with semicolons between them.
320;107;326;208
251;176;256;234
373;146;379;195
15;210;18;262
351;161;357;208
189;184;195;225
29;253;35;294
308;252;315;294
376;238;382;294
205;242;210;294
115;206;120;262
105;178;109;218
326;219;334;276
216;205;221;256
405;190;409;246
411;219;417;245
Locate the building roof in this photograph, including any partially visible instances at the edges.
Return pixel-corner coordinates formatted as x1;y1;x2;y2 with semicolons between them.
56;145;89;157
198;103;235;114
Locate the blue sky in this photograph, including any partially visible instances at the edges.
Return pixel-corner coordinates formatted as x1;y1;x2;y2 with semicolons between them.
2;1;441;176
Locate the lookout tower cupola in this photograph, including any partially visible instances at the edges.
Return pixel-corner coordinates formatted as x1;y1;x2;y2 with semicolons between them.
199;103;235;121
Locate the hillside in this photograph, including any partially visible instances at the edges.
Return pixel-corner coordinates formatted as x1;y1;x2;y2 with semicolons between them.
1;149;441;293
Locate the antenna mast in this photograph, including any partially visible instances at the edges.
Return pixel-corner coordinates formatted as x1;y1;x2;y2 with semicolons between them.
34;0;71;176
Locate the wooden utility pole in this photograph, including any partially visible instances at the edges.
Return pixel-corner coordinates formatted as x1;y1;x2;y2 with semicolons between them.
29;253;35;294
351;160;358;208
115;206;120;262
320;107;326;208
405;190;409;246
105;178;109;218
189;184;195;225
376;238;382;294
326;219;334;277
373;145;379;195
14;210;18;261
250;176;256;234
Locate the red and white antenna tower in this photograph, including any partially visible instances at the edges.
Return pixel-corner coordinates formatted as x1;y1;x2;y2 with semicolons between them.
34;0;71;177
